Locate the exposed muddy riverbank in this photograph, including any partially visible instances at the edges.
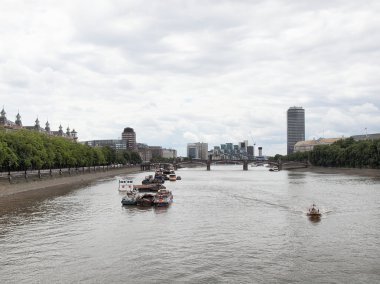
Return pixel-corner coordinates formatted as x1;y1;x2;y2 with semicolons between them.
0;166;141;197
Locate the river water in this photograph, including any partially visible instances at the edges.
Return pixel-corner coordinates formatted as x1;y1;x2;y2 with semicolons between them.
1;166;379;283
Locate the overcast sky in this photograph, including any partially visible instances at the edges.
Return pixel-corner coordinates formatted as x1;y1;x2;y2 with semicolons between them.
1;0;379;156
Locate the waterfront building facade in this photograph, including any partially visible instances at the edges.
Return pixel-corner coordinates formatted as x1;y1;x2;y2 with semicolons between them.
162;149;177;159
149;146;163;158
137;145;177;161
187;142;208;160
137;143;152;162
82;139;127;150
294;138;341;152
287;106;305;155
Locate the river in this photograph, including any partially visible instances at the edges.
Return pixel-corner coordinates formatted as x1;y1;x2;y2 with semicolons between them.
1;166;379;283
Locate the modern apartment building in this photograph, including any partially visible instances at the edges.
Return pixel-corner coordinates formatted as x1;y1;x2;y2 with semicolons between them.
187;142;208;160
287;107;305;155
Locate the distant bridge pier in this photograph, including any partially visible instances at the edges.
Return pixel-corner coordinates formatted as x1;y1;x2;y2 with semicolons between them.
207;160;211;171
140;163;151;171
243;161;248;171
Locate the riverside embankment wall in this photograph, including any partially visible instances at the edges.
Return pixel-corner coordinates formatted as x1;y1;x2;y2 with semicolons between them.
0;166;142;197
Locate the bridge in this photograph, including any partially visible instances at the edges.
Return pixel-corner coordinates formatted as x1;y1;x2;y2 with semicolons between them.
199;160;279;171
140;159;285;171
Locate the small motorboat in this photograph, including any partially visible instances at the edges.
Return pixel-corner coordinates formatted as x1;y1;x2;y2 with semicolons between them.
169;173;176;181
142;175;154;184
307;204;321;217
176;176;181;180
121;191;138;205
118;178;133;192
269;166;279;172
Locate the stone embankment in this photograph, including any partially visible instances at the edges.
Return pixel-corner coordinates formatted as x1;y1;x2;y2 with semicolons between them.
0;166;141;198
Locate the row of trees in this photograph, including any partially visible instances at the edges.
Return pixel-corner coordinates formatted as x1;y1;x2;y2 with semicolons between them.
272;138;380;169
0;128;142;172
150;156;177;163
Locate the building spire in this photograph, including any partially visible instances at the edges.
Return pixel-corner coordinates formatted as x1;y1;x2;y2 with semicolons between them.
58;124;63;136
45;120;50;132
15;110;22;126
34;117;40;131
1;106;6;118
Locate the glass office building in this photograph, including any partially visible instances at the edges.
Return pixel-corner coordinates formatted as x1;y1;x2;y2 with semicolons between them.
287;107;305;155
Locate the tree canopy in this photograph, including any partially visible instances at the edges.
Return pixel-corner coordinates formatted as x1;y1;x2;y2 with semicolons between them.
0;128;142;171
272;138;380;169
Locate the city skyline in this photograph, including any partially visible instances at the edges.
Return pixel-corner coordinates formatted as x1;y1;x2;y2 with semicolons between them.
1;1;379;156
1;105;377;158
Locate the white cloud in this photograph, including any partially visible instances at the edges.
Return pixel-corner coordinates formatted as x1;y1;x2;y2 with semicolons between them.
183;131;199;143
1;0;380;156
349;103;379;114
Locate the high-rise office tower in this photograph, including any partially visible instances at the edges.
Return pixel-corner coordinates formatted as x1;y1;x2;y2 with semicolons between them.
287;107;305;155
121;127;137;150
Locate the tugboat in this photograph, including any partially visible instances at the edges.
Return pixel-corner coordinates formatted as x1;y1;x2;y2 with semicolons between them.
153;189;173;207
307;204;321;218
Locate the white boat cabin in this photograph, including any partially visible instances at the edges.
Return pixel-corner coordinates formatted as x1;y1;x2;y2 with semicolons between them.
118;179;134;191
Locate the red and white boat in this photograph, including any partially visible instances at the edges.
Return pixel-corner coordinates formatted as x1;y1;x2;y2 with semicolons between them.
153;189;173;207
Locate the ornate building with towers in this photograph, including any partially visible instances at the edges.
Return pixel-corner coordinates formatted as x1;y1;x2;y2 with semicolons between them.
0;107;78;142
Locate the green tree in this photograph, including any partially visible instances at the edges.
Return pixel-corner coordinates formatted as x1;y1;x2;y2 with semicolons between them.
130;151;142;164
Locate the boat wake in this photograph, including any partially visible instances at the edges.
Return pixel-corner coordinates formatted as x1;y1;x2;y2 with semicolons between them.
232;194;293;211
225;190;334;218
